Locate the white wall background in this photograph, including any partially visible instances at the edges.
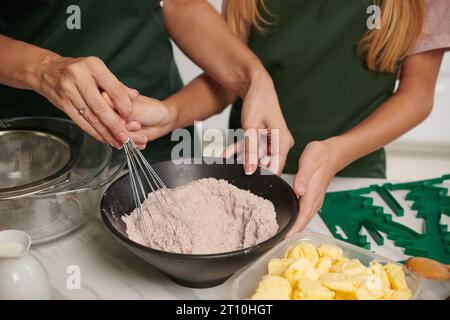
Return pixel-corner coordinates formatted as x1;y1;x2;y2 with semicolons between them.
173;0;450;146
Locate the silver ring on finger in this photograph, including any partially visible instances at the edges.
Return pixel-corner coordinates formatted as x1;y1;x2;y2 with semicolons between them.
78;107;88;116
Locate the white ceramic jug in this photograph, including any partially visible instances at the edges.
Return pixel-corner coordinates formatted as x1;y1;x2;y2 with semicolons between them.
0;230;51;300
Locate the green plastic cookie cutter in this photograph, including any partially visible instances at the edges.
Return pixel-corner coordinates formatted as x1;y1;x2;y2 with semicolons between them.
320;174;450;264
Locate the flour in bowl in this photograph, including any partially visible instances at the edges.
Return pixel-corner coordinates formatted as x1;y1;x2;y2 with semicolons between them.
122;178;279;254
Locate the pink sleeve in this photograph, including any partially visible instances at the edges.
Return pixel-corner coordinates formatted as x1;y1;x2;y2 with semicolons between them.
412;0;450;54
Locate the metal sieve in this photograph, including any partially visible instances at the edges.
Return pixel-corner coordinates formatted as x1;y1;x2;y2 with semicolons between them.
0;129;79;200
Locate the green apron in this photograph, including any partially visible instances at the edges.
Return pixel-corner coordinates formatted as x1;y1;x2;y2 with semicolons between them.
230;0;397;178
0;0;194;162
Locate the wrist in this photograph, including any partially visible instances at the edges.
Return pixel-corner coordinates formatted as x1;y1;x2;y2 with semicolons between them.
165;101;180;130
322;136;354;174
238;59;272;98
29;52;61;93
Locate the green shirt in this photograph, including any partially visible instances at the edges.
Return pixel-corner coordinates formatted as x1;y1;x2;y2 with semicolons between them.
0;0;193;162
230;0;396;178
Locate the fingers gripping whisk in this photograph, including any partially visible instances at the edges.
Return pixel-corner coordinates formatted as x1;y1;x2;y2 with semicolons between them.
123;138;191;253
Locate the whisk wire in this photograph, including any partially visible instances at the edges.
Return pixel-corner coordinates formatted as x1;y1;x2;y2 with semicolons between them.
123;138;190;252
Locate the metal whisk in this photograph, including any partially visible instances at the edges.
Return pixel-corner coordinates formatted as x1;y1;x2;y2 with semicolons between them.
123;138;190;252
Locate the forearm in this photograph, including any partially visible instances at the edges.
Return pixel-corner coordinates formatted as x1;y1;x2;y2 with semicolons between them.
163;0;266;98
164;74;235;129
326;92;432;172
0;34;58;91
325;50;445;173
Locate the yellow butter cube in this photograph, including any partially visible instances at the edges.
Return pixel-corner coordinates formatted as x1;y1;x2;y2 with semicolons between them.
332;259;367;275
334;291;357;300
285;242;319;266
317;243;343;260
251;275;292;300
293;278;335;300
316;256;333;275
368;261;391;291
284;258;319;285
320;273;356;292
268;258;295;276
358;275;385;299
382;288;412;300
385;263;409;290
354;287;377;300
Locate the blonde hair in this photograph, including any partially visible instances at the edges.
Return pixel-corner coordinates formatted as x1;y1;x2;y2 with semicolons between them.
226;0;271;37
226;0;426;73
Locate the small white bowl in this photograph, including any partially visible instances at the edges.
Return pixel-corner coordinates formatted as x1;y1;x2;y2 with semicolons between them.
0;230;51;300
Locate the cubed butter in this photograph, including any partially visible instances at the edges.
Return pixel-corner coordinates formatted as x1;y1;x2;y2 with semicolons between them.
385;263;409;290
285;242;319;266
268;258;295;276
251;275;292;300
332;258;367;275
317;243;343;260
284;258;320;285
382;289;412;300
320;273;356;292
369;261;391;291
316;256;333;275
250;242;412;300
293;278;335;300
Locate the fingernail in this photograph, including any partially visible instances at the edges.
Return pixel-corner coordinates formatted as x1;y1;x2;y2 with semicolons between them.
245;164;256;176
133;121;142;129
119;132;129;144
296;183;306;195
131;89;140;96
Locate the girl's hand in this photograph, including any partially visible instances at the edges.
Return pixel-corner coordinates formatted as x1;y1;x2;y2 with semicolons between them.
224;73;294;175
102;94;178;150
287;140;339;236
131;96;179;142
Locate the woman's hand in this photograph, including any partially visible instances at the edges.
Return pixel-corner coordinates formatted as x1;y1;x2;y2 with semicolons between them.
35;55;143;148
224;73;294;175
287;140;339;236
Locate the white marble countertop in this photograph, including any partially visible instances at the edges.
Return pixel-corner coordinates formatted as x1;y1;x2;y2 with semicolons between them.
32;176;450;300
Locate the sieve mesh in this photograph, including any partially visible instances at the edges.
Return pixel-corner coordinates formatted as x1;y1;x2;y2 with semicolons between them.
0;130;74;198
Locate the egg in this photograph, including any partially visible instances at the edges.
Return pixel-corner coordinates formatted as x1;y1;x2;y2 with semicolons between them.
251;275;292;300
293;278;335;300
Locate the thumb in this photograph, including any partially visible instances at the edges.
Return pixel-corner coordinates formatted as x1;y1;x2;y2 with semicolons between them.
293;172;308;197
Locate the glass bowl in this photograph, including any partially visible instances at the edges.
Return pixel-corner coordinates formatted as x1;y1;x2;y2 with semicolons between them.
0;117;126;245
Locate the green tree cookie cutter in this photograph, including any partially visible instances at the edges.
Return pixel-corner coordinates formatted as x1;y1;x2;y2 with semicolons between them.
320;174;450;264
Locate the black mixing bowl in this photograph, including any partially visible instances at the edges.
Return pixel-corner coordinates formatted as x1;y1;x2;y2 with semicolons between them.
100;160;299;288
